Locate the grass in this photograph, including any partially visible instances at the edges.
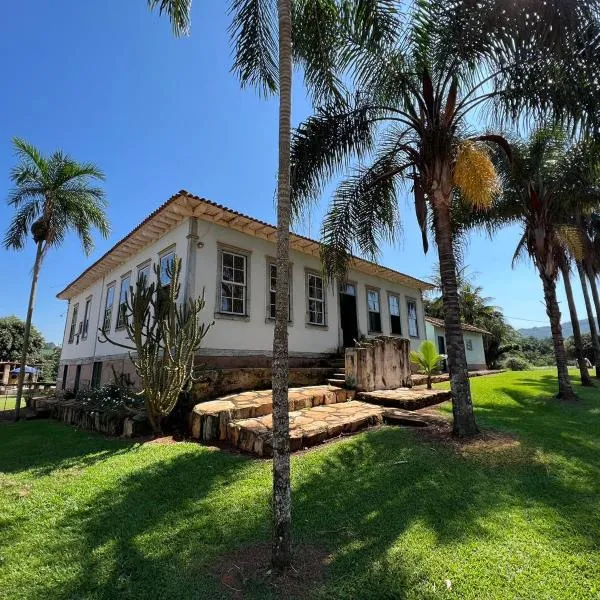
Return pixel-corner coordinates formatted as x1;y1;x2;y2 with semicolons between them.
0;369;599;599
0;396;20;413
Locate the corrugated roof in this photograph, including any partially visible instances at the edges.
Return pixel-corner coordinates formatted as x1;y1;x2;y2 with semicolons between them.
425;316;491;336
57;190;434;300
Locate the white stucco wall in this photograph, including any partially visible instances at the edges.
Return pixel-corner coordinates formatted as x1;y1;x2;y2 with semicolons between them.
58;215;428;364
425;320;487;369
191;220;427;356
60;220;189;361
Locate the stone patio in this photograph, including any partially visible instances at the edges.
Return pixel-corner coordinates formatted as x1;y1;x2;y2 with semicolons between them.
189;383;451;455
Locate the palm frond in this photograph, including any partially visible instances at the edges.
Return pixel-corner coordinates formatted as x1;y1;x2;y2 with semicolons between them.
4;140;109;254
290;95;381;218
147;0;191;36
229;0;277;96
3;203;40;250
320;149;404;280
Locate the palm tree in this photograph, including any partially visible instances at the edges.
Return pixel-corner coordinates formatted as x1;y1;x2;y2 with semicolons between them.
581;214;600;330
410;340;444;390
559;255;593;385
481;128;600;399
147;0;396;571
290;0;599;435
4;138;109;420
577;261;600;377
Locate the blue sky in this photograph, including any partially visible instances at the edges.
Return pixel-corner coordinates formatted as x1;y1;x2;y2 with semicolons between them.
0;1;579;344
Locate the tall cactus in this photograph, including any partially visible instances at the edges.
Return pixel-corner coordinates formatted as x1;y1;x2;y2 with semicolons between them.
99;257;212;433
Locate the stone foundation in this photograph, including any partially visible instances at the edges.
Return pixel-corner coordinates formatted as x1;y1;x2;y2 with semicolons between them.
190;367;334;403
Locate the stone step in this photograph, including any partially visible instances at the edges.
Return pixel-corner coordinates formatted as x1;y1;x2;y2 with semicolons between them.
327;378;346;388
227;402;435;457
227;400;385;457
189;385;354;442
357;388;451;411
333;372;346;378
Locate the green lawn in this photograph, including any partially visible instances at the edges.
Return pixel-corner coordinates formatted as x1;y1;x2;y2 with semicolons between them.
1;369;599;599
0;396;20;412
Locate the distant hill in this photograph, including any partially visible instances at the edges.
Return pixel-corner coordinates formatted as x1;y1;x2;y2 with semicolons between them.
518;319;591;340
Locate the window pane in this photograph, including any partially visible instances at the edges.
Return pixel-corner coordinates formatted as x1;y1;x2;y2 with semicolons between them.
233;299;244;314
106;286;114;308
160;252;174;284
389;295;399;316
407;300;418;337
233;267;245;284
368;290;380;313
222;252;233;268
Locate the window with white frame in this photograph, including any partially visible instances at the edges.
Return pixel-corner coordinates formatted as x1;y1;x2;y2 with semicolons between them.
82;297;92;340
306;272;325;325
367;289;382;333
407;298;419;337
220;250;247;315
103;284;115;332
388;293;402;335
116;274;131;329
268;262;292;320
68;303;79;343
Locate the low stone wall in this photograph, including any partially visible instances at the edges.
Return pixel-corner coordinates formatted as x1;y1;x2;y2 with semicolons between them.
30;396;149;438
190;367;334;403
345;337;412;392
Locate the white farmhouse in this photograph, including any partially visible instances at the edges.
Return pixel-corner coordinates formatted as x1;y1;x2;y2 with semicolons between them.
57;191;433;393
424;316;489;371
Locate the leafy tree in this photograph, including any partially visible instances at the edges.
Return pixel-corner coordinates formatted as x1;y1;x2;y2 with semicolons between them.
410;340;444;390
4;139;109;420
0;316;45;365
565;333;594;364
99;258;212;434
40;345;61;382
478;128;600;399
289;0;600;435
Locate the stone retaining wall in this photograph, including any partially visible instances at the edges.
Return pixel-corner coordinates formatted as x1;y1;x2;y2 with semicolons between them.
346;337;412;392
30;396;149;438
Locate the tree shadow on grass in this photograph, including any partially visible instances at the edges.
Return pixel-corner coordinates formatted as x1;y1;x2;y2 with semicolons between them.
15;444;268;600
0;420;137;476
290;418;600;599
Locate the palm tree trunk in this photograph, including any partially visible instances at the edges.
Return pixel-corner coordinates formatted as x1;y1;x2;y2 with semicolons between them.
14;241;44;421
585;266;600;331
432;194;478;437
560;262;592;386
271;0;292;573
577;262;600;378
540;271;576;400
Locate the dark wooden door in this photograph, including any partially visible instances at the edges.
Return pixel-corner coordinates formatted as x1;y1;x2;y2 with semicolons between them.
340;292;358;347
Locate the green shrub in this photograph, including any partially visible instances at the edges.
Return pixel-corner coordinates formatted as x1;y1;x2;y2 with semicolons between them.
75;385;143;414
502;355;533;371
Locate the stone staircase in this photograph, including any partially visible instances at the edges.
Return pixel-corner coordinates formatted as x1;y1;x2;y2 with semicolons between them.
189;382;451;457
326;356;346;388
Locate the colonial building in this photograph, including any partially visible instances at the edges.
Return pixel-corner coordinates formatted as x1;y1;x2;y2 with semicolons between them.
56;190;433;392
